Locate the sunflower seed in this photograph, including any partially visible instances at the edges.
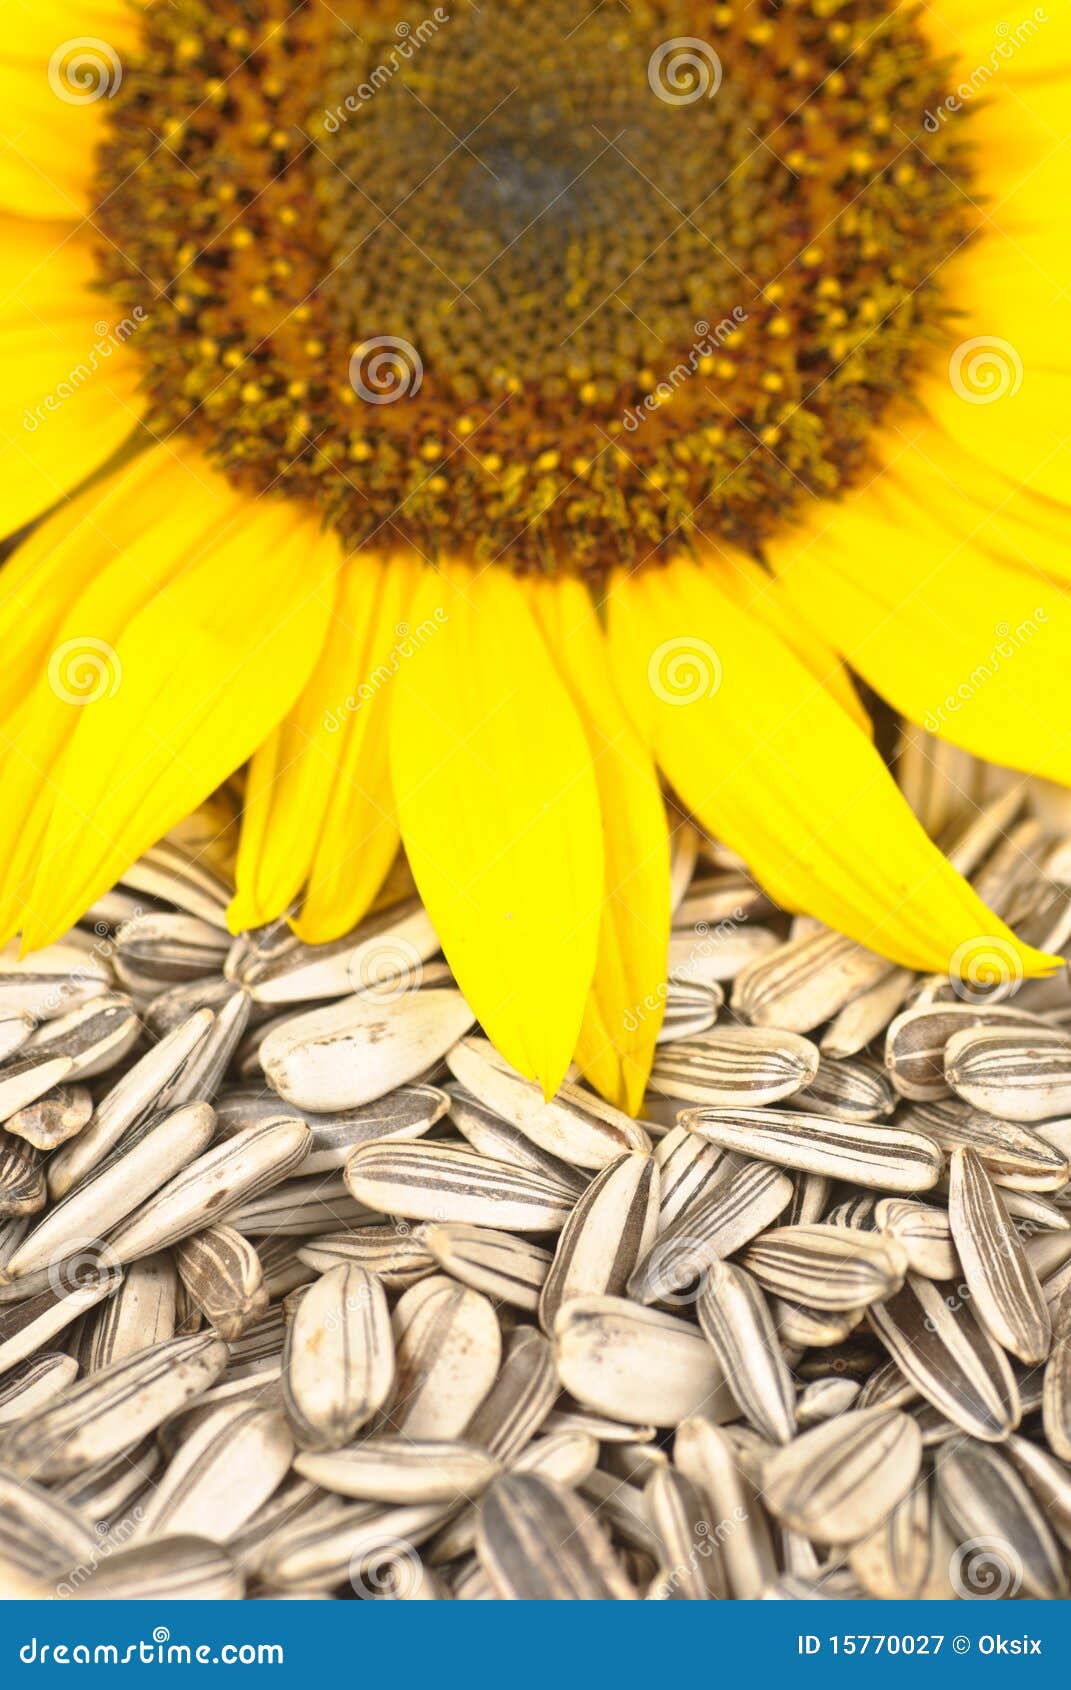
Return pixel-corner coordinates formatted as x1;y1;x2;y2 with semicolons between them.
298;1224;436;1289
0;1267;122;1379
283;1264;393;1448
1042;1318;1071;1462
796;1377;861;1426
673;1416;777;1598
866;1274;1020;1441
81;1252;178;1370
763;1408;922;1544
772;1299;865;1349
872;1198;957;1280
477;1474;634;1600
174;1226;267;1340
53;1434;161;1525
262;989;475;1111
783;1172;830;1227
539;1151;659;1333
46;1008;215;1199
629;1160;792;1305
820;969;915;1059
732;928;893;1033
697;1260;796;1444
25;995;140;1081
683;1107;942;1192
345;1140;576;1232
157;989;251;1109
454;1097;584;1184
285;1085;449;1176
0;1352;78;1423
885;1003;1047;1103
63;1534;244;1600
1005;1434;1071;1551
388;1275;500;1440
297;1438;500;1505
0;1467;98;1583
740;1225;906;1313
0;1331;228;1480
3;1103;216;1283
0;1133;44;1218
105;1116;312;1262
847;1476;954;1600
424;1223;551;1311
0;1053;74;1126
948;1146;1051;1363
4;1085;93;1152
113;911;232;997
0;1012;33;1065
653;1125;736;1229
554;1296;735;1427
259;1498;449;1591
649;1028;819;1108
463;1326;557;1463
906;1097;1068;1191
645;1466;727;1599
137;1401;293;1542
224;1170;372;1237
657;981;722;1044
448;1035;652;1169
945;1025;1071;1122
0;940;111;1022
241;901;439;1003
935;1441;1066;1600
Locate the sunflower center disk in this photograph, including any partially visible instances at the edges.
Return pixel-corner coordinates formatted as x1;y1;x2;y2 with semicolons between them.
97;0;973;577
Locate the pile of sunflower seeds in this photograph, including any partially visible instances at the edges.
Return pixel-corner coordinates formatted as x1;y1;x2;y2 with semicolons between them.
3;785;1071;1602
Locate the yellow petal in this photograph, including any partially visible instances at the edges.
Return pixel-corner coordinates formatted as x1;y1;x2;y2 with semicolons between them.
20;484;337;948
391;563;603;1095
0;5;144;219
531;575;671;1113
232;552;414;940
609;558;1055;979
0;217;143;533
768;476;1071;786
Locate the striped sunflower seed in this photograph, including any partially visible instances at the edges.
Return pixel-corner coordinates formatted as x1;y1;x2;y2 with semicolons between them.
554;1296;735;1428
645;1466;727;1599
885;1002;1047;1102
652;1126;736;1230
445;1085;587;1192
936;1441;1067;1601
947;1146;1051;1363
260;989;475;1111
866;1274;1020;1442
174;1226;268;1341
648;1028;819;1108
345;1140;576;1232
0;1133;44;1218
0;1268;122;1380
628;1159;792;1304
791;1056;894;1123
673;1416;778;1598
906;1097;1069;1191
62;1535;244;1600
681;1107;942;1192
423;1223;551;1311
283;1264;394;1448
538;1151;659;1334
731;928;893;1033
872;1198;958;1280
762;1408;922;1544
739;1224;907;1312
945;1025;1071;1123
0;1352;78;1424
298;1225;436;1290
387;1275;500;1440
847;1476;955;1601
296;1438;500;1505
462;1326;558;1464
446;1036;649;1170
80;1252;178;1370
476;1474;634;1600
697;1260;796;1444
137;1401;293;1542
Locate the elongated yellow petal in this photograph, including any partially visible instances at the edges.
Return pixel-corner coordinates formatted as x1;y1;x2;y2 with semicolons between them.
232;552;414;940
0;217;143;533
20;488;337;948
531;575;671;1113
391;563;603;1095
769;480;1071;786
609;558;1056;978
0;4;144;219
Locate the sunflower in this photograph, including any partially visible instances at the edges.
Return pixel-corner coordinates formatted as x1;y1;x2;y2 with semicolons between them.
1;0;1068;1110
